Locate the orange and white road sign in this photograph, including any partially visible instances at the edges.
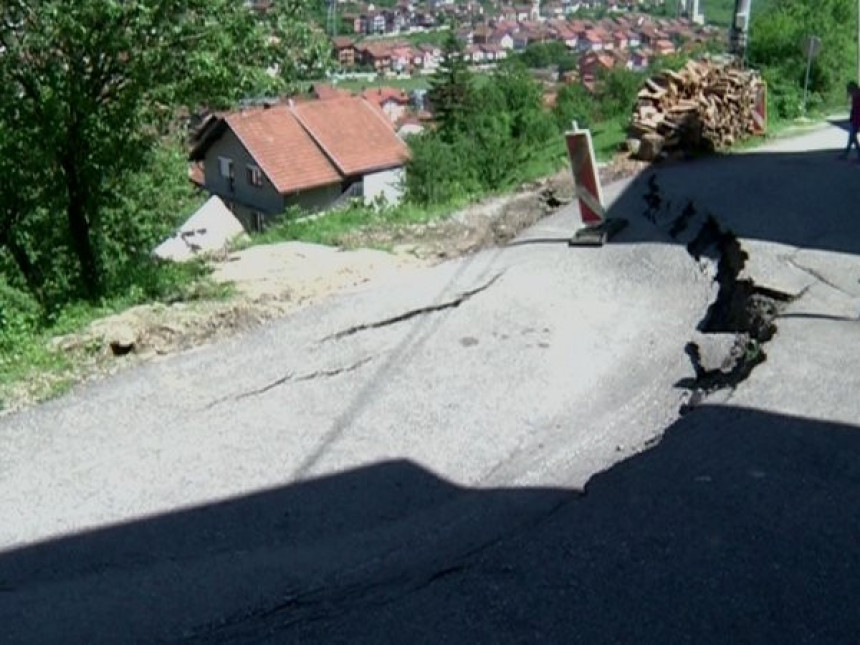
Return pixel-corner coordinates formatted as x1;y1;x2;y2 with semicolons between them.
564;124;628;247
565;125;605;226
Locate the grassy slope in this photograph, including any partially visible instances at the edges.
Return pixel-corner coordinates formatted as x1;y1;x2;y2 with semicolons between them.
703;0;776;27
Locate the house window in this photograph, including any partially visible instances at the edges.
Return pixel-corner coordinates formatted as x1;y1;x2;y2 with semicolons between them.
218;157;234;179
251;211;265;232
246;164;263;188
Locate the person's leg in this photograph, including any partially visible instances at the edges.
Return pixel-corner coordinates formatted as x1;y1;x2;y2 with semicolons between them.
840;125;854;158
852;125;860;160
841;124;858;158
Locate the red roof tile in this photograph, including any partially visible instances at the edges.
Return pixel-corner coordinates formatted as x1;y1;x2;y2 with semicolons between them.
361;86;410;107
313;83;354;100
226;106;341;194
332;36;355;49
291;98;410;176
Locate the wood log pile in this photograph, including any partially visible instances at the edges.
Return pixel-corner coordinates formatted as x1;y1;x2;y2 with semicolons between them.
628;58;764;161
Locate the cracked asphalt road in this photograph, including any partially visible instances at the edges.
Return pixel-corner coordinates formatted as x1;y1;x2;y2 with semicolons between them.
4;122;860;645
204;123;860;645
0;174;709;643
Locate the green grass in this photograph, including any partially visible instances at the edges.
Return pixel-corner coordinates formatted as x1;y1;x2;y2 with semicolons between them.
701;0;777;27
402;30;450;47
0;265;233;411
591;118;628;161
332;75;431;93
252;195;477;248
702;0;737;27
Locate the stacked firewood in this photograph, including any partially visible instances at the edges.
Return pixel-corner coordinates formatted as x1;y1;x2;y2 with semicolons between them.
628;58;764;161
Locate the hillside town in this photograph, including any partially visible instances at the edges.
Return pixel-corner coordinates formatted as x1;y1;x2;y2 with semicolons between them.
331;12;719;76
321;9;723;132
181;2;725;234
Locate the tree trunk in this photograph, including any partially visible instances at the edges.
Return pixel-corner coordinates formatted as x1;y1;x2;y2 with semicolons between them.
62;157;101;299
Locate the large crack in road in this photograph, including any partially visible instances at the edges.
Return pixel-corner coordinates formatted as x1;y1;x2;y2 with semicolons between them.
641;174;794;412
319;272;505;343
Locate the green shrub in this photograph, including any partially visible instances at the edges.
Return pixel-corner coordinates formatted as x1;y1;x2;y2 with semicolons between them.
0;281;41;351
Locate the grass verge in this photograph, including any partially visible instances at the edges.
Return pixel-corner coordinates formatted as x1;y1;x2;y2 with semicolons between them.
0;265;232;412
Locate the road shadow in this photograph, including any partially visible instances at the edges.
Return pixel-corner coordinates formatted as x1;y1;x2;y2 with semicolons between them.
828;117;851;133
599;146;860;258
275;405;860;645
2;406;859;644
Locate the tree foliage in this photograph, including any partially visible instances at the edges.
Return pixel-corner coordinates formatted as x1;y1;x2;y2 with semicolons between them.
0;0;329;306
518;41;578;71
408;60;557;205
427;30;476;139
749;0;857;118
553;83;598;131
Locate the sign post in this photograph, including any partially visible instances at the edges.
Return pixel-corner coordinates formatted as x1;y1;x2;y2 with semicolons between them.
802;35;821;116
565;123;628;247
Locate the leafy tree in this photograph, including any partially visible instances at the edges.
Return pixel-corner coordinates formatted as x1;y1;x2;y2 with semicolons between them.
0;0;329;302
553;83;598;131
428;30;475;138
749;0;856;117
557;54;579;76
492;62;557;147
410;61;558;203
519;41;577;71
594;67;642;120
405;134;480;205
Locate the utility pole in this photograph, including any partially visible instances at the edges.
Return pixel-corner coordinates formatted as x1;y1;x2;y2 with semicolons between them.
729;0;753;64
327;0;338;38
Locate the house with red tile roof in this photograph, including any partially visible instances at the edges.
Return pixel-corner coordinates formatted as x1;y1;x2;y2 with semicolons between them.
578;30;607;52
654;38;676;55
389;44;414;74
361;86;411;124
579;51;617;81
332;36;356;68
417;43;441;70
480;43;507;62
631;49;650;70
189;97;410;229
355;42;394;73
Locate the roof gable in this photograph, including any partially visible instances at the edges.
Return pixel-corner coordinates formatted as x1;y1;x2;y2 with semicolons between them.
291;98;410;176
224;106;342;194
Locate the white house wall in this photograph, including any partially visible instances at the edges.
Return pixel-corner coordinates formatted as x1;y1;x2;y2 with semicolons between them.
363;167;405;206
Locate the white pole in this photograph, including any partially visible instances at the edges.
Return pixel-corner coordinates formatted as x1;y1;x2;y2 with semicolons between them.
802;48;812;114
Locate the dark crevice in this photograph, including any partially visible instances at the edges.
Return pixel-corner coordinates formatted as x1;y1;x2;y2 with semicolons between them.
320;272;505;343
204;357;375;410
668;200;697;239
641;175;794;413
235;356;375;401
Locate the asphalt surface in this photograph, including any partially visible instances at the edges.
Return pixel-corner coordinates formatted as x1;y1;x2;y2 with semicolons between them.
3;122;860;644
